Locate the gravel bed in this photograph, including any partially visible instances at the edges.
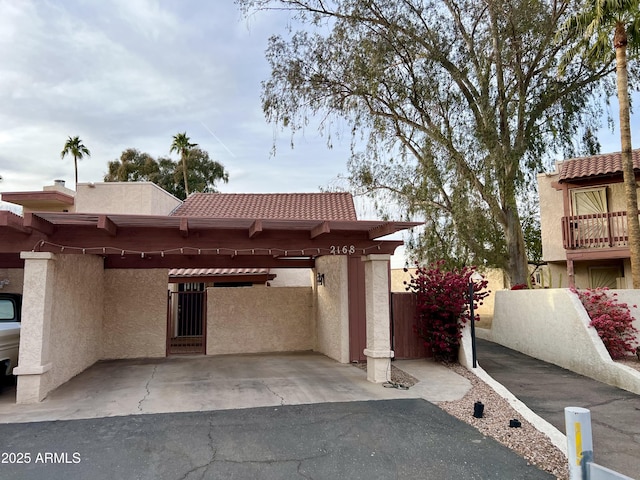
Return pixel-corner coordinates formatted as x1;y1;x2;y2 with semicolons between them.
439;363;569;479
355;361;569;479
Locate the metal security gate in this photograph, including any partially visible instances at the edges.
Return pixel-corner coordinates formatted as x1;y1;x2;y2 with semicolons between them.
167;284;206;355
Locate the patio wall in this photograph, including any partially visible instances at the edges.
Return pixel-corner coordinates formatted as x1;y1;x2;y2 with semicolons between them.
47;255;104;392
314;255;350;363
483;289;640;394
206;286;313;355
102;269;168;359
16;253;104;402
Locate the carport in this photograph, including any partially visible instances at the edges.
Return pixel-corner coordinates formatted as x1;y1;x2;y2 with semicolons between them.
0;210;419;404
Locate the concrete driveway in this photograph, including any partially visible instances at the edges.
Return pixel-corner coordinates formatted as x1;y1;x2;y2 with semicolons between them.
0;352;471;423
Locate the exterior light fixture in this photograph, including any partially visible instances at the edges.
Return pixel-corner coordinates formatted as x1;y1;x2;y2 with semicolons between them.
316;273;325;286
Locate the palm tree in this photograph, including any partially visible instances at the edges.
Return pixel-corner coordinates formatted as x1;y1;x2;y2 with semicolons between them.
560;0;640;287
170;132;197;197
61;136;91;187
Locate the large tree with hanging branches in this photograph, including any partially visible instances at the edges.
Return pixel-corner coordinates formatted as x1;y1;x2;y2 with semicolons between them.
237;0;621;285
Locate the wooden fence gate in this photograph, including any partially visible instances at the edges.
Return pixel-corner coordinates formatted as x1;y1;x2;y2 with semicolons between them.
391;292;431;359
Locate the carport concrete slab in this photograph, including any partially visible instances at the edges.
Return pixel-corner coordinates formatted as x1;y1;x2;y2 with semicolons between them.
0;353;471;424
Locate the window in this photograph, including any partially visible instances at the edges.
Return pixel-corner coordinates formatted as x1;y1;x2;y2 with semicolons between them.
571;187;607;216
0;299;17;321
588;266;621;289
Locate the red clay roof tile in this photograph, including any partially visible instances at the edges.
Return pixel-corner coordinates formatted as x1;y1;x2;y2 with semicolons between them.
172;192;358;220
559;149;640;182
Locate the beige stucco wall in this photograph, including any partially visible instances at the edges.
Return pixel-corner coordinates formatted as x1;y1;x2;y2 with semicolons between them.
537;171;565;262
102;269;169;359
548;259;632;289
485;289;640;394
75;182;181;215
206;286;314;355
46;254;104;393
314;255;350;363
16;254;104;401
0;268;24;294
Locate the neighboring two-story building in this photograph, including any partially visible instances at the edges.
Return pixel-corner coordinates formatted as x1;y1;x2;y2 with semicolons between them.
538;149;640;289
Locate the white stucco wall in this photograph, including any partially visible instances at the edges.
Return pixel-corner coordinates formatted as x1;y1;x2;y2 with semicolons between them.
75;182;181;215
102;269;169;359
487;289;640;394
608;290;640;336
314;255;350;363
206;286;314;355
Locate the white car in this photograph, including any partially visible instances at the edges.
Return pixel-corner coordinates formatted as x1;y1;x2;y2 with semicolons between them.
0;294;21;384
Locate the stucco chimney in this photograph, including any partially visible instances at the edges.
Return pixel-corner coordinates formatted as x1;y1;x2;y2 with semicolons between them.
54;179;65;187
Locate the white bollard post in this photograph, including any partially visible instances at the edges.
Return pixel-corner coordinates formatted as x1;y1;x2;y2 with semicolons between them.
564;407;593;480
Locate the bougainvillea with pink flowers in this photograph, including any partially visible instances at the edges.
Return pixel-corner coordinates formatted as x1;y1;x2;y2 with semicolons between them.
572;287;639;359
405;261;489;361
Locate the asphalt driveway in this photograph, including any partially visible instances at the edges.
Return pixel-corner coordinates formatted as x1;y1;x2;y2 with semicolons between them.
477;338;640;479
0;398;554;480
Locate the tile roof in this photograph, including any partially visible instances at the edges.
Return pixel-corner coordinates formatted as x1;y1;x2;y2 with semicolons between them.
558;149;640;182
169;268;269;277
172;192;358;220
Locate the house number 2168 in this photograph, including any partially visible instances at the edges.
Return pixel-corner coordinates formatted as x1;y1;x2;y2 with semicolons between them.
330;245;356;255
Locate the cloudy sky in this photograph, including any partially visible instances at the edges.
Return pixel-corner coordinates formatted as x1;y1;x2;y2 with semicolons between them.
0;0;359;198
0;1;638;202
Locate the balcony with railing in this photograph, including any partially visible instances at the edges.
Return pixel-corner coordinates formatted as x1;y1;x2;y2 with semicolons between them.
562;211;629;250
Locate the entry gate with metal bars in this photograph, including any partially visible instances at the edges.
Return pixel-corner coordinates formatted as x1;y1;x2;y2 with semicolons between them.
167;284;206;354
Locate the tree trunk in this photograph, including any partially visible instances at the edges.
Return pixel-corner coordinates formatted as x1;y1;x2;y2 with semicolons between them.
74;156;78;187
504;204;529;286
182;154;190;197
614;29;640;288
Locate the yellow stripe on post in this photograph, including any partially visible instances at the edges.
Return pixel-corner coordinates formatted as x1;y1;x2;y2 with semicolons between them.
575;422;582;466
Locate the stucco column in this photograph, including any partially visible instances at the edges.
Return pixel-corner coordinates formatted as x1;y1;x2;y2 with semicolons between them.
13;252;56;403
362;254;393;383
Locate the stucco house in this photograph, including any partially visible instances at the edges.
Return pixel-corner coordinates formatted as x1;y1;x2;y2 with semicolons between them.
538;149;640;289
0;181;418;404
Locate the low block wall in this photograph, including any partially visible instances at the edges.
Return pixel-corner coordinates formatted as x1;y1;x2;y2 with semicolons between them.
17;254;105;403
102;269;168;359
46;255;104;396
488;289;640;394
207;286;314;355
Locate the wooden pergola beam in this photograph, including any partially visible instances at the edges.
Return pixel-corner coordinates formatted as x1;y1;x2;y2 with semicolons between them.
180;217;189;238
249;219;262;238
23;212;55;235
97;215;117;237
368;223;396;240
310;221;330;239
0;211;30;234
